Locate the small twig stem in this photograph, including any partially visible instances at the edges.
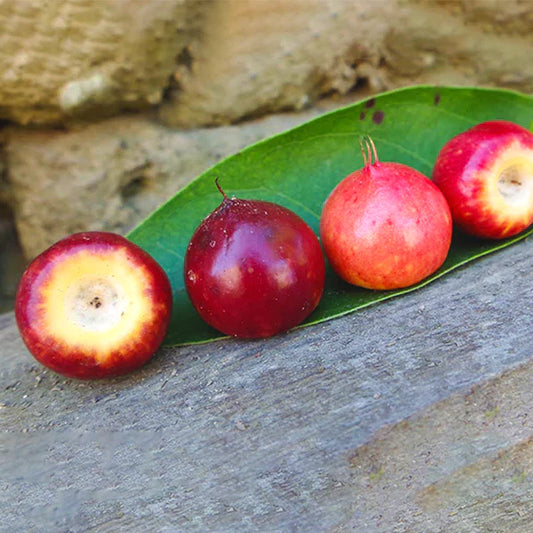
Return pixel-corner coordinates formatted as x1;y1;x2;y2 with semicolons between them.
359;135;379;166
215;177;228;200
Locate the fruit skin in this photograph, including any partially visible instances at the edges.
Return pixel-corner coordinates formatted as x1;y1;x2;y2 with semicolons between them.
432;120;533;239
320;139;452;290
184;191;325;339
15;232;172;380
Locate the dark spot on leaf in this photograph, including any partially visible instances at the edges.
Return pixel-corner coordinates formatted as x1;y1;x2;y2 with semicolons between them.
434;93;441;106
360;112;366;120
372;111;385;125
365;98;376;109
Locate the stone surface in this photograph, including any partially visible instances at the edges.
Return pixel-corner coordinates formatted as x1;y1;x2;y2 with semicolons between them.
1;0;531;127
382;1;533;91
438;0;533;34
0;0;207;125
1;234;532;531
161;0;533;127
159;0;390;127
0;211;24;313
0;149;24;312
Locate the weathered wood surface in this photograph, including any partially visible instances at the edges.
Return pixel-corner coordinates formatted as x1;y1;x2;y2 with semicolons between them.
1;237;532;532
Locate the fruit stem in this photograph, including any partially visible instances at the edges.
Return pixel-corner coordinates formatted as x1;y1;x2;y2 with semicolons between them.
215;177;229;200
359;135;379;166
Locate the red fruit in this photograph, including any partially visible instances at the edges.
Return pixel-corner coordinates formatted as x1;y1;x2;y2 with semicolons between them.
320;137;452;290
15;232;172;379
184;182;325;338
432;120;533;239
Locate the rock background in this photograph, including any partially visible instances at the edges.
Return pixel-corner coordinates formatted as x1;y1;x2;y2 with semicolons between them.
0;0;532;309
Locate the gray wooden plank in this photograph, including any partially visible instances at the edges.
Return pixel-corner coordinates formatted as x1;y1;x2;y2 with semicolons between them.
1;236;532;532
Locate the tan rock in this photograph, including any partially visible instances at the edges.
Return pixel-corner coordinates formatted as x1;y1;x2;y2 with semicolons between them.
432;0;533;35
383;1;533;91
161;0;533;127
160;0;391;127
1;0;531;128
0;0;207;125
5;108;326;259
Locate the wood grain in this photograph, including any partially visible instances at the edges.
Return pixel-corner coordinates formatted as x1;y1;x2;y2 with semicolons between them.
1;237;532;532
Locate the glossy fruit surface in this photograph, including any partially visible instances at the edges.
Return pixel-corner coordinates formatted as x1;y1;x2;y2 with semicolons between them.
184;185;325;338
320;138;452;290
432;120;533;239
15;232;172;379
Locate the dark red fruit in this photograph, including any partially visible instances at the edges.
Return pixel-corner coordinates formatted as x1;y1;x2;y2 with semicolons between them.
184;183;325;338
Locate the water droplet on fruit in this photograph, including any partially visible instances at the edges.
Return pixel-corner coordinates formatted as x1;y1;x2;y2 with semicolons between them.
187;270;198;283
209;240;216;247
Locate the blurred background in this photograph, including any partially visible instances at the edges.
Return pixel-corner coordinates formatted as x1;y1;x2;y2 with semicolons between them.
1;0;532;312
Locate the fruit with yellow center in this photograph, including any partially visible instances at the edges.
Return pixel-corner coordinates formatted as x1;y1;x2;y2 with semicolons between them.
15;232;172;379
432;120;533;239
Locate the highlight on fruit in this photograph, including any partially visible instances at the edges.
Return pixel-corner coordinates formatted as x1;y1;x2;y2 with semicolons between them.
320;135;452;290
184;180;326;339
15;232;172;379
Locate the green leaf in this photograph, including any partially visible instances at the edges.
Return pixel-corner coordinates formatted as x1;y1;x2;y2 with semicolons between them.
128;85;533;346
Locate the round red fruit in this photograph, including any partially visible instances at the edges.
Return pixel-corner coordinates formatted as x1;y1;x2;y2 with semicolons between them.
184;183;325;338
15;232;172;379
320;137;452;290
432;120;533;239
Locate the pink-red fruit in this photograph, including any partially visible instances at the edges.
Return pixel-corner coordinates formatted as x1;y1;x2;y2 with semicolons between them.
320;137;452;290
184;183;325;338
15;232;172;379
432;120;533;239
